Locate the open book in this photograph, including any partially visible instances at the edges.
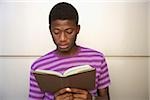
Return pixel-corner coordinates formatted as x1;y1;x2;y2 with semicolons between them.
32;65;96;93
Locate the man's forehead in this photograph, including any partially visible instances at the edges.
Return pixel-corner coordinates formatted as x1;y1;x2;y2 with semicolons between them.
51;19;76;28
51;19;76;25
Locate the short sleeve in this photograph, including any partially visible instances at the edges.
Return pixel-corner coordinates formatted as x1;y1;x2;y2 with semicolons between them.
29;65;45;100
97;55;111;89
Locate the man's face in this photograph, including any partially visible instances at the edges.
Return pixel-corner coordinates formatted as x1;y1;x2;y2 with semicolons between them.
50;19;80;52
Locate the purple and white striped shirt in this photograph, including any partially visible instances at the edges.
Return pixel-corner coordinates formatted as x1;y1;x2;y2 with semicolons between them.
29;46;110;100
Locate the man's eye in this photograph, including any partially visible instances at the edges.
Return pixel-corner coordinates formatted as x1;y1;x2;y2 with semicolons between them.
66;29;73;34
53;30;60;35
53;32;59;35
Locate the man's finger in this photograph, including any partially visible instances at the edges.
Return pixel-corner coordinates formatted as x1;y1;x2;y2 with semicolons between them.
55;93;73;100
55;88;71;96
70;88;88;95
73;93;87;99
73;97;85;100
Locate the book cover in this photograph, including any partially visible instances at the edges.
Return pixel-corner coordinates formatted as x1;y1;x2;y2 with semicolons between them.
32;65;96;93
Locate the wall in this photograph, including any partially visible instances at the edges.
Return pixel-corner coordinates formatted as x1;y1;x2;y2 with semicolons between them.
0;0;149;100
148;1;150;99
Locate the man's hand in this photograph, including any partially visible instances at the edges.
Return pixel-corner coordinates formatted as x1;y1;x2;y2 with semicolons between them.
54;88;73;100
71;88;92;100
54;88;92;100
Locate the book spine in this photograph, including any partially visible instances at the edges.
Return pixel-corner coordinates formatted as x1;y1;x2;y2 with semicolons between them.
60;77;70;89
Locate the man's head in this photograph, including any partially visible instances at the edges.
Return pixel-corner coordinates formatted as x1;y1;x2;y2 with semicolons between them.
49;2;80;53
49;2;79;25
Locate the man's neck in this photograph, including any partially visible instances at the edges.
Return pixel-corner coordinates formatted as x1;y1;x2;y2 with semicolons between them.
56;45;79;57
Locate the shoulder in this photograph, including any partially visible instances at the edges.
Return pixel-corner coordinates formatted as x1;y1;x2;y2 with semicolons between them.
79;46;105;57
79;46;107;68
31;50;56;70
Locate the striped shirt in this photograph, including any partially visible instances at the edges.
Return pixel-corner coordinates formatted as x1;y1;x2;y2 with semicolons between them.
29;46;110;100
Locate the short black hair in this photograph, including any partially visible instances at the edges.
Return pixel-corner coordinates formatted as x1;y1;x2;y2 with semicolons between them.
49;2;79;25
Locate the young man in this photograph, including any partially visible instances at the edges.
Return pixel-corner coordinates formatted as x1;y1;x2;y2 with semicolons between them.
29;2;111;100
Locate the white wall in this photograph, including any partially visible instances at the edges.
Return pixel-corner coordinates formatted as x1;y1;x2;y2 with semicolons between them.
0;0;149;100
108;57;148;100
0;58;34;100
148;1;150;99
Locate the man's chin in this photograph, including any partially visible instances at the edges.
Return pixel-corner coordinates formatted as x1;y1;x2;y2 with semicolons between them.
58;47;70;52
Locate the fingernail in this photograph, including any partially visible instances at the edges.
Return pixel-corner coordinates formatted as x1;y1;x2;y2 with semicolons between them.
66;88;71;92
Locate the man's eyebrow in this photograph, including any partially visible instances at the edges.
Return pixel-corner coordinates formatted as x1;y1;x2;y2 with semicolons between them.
52;28;60;30
65;28;73;30
51;27;74;30
66;27;75;30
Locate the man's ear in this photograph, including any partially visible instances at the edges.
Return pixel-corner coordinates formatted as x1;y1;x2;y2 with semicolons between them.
76;25;80;34
49;25;50;30
49;25;52;33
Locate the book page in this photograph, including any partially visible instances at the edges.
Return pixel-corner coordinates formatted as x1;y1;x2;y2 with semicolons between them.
33;70;63;77
63;65;95;77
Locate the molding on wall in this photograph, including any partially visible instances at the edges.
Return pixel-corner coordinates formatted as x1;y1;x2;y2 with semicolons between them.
0;55;149;58
0;0;149;3
106;55;150;57
0;55;41;58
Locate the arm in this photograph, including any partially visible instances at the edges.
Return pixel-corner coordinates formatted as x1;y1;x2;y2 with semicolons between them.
98;88;109;97
96;87;110;100
29;70;45;100
96;54;111;100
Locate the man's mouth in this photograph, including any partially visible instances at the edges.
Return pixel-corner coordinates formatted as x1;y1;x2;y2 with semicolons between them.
59;45;68;49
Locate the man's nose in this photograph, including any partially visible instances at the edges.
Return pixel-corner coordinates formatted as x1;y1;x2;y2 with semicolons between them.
60;32;67;41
